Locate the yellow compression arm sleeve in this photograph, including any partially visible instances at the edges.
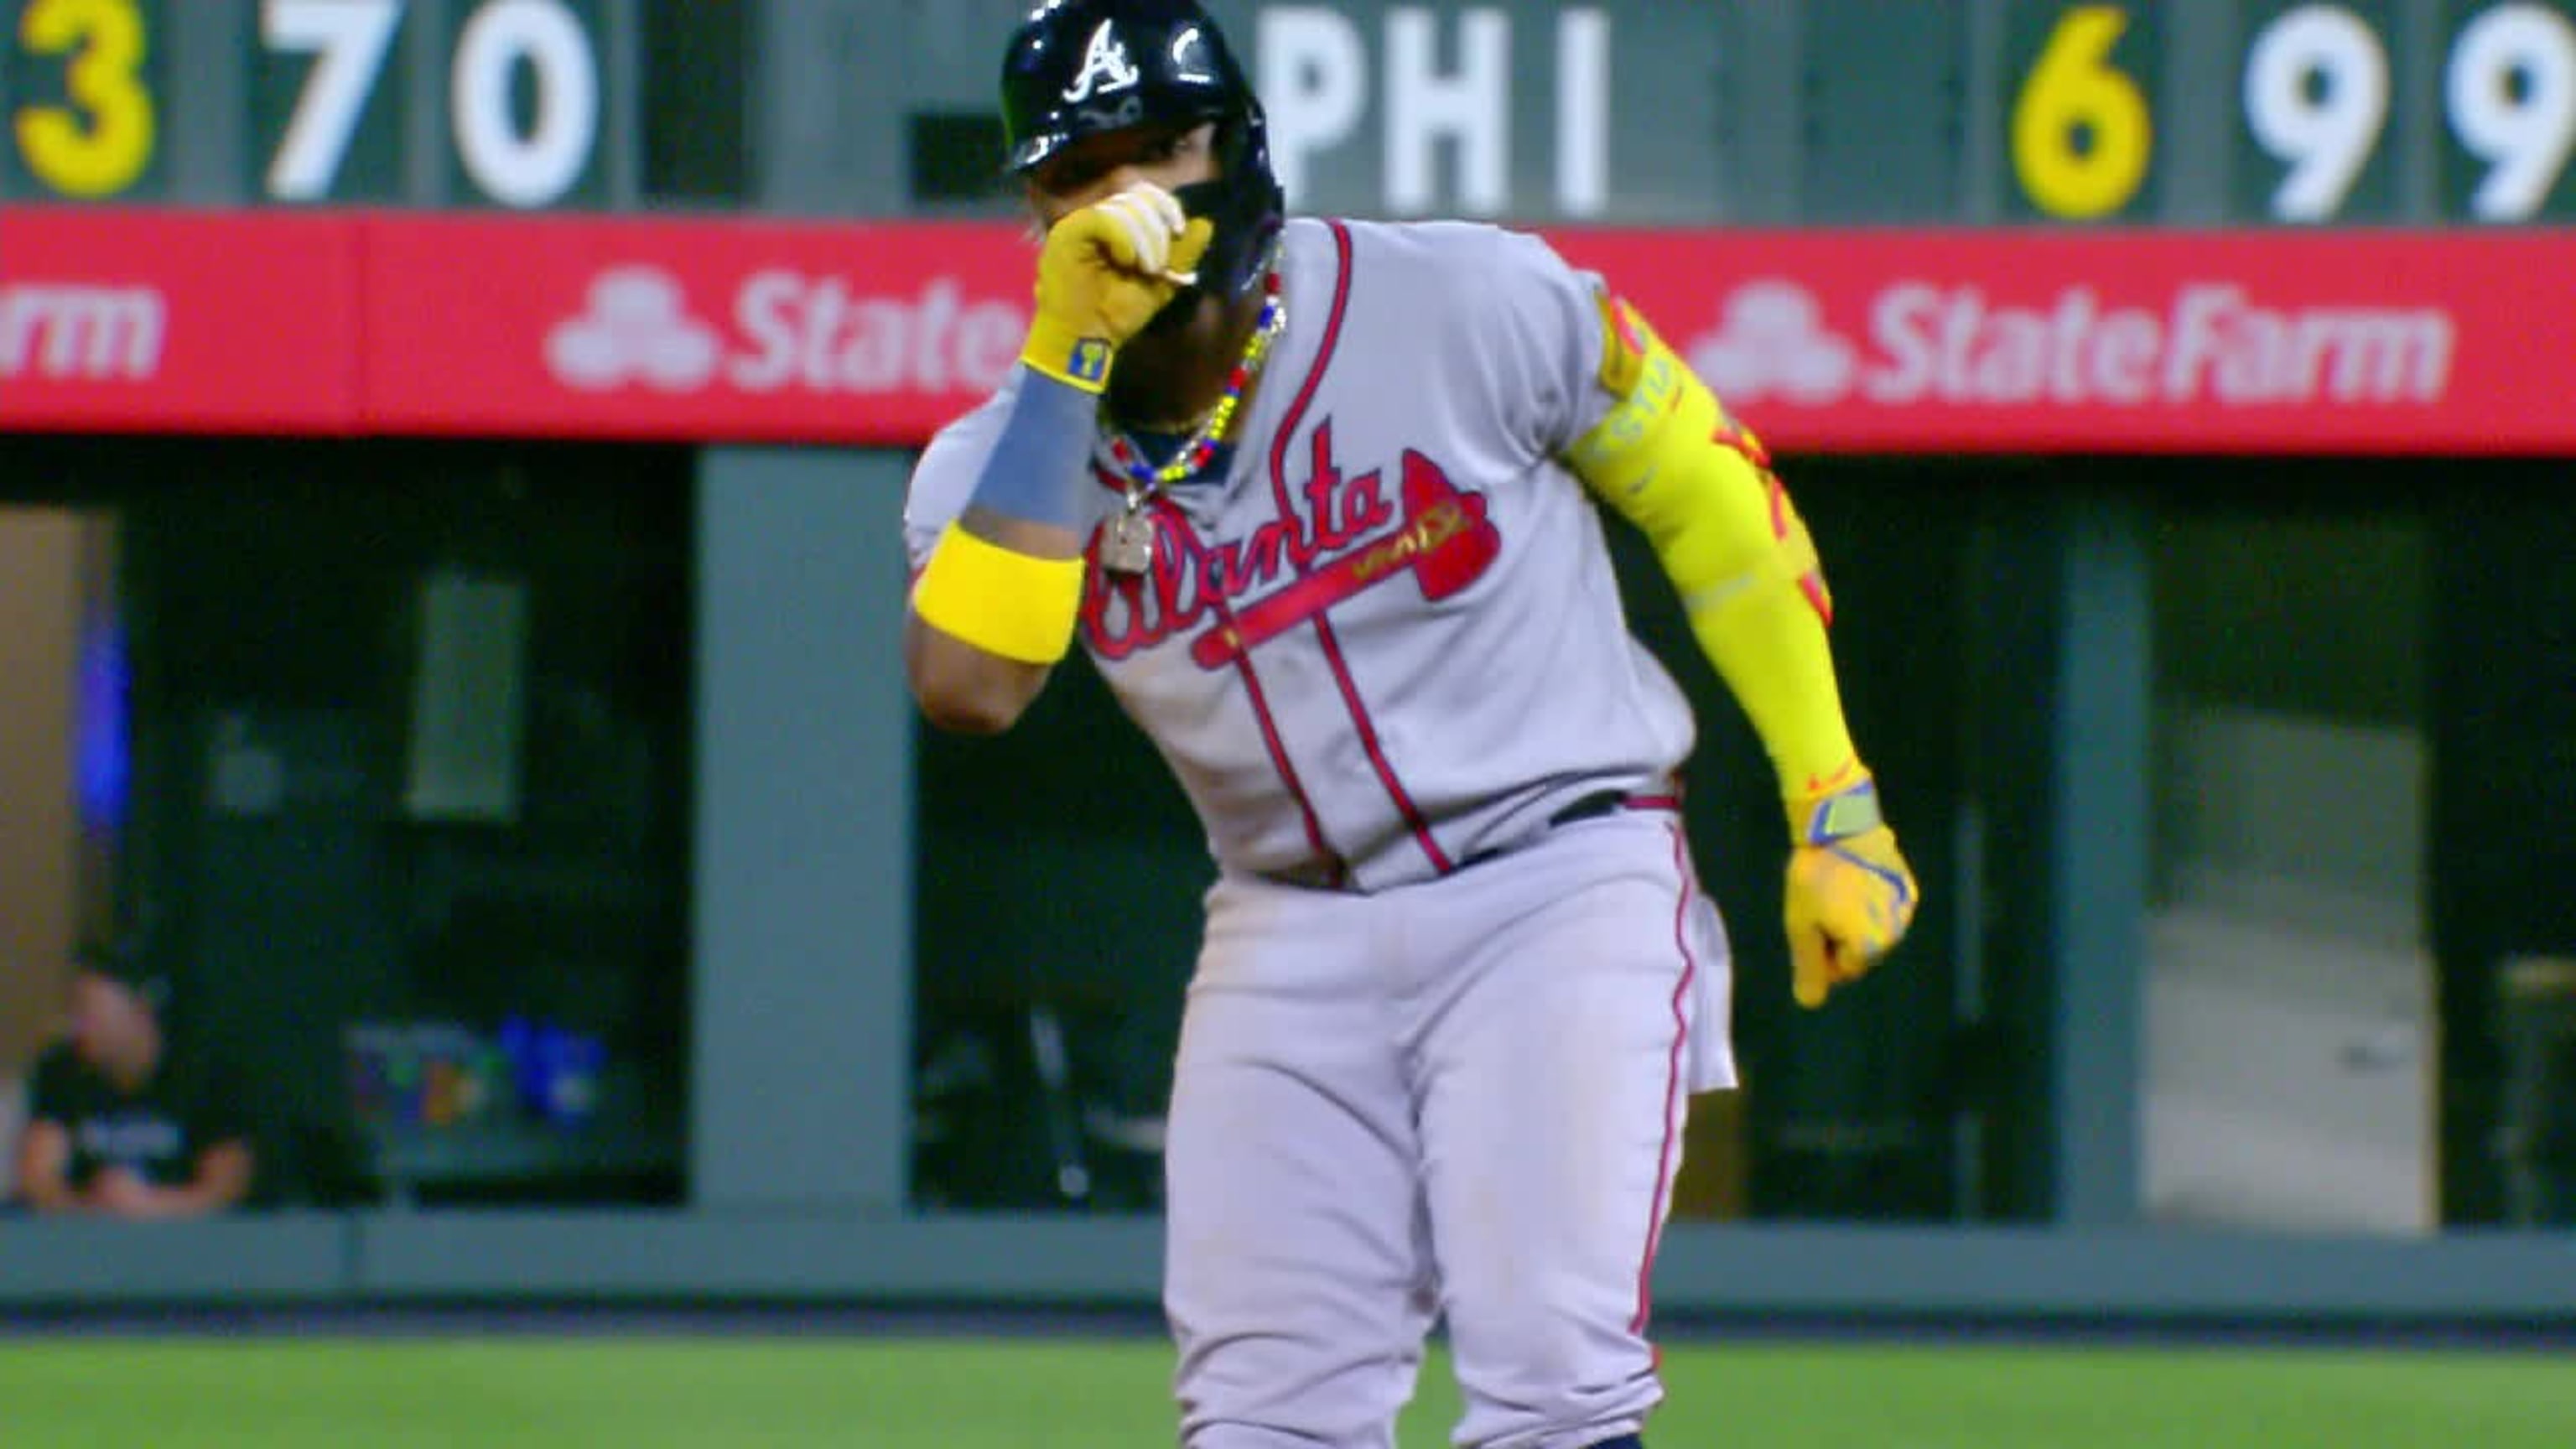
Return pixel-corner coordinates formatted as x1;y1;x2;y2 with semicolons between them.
911;521;1086;665
1565;301;1862;811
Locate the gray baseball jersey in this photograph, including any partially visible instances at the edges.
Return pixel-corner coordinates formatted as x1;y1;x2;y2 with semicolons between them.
906;217;1701;894
906;216;1736;1449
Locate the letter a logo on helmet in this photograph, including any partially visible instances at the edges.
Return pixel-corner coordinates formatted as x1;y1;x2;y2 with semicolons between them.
1062;19;1141;102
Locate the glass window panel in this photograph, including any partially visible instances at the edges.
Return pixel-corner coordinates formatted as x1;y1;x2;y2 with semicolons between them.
2145;466;2436;1235
0;438;693;1213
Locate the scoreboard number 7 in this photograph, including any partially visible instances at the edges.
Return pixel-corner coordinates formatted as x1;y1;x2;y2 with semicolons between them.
262;0;402;200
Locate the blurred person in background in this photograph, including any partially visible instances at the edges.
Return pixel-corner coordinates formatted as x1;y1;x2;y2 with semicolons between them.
10;943;254;1218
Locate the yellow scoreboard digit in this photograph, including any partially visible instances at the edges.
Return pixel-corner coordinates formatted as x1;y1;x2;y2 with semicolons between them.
2007;1;2161;221
7;0;161;199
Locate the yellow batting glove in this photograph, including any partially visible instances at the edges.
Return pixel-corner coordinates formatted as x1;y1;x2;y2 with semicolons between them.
1021;183;1217;392
1783;771;1920;1009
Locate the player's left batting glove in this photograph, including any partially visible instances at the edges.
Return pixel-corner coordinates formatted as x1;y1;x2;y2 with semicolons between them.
1783;770;1919;1009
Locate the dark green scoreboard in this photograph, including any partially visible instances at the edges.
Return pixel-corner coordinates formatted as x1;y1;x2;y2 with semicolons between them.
2;0;632;207
249;0;616;206
2006;0;2576;224
3;0;2570;223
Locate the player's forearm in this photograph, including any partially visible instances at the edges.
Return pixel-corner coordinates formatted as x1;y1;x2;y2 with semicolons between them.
907;375;1101;731
1649;483;1862;806
1682;558;1862;806
1564;309;1862;811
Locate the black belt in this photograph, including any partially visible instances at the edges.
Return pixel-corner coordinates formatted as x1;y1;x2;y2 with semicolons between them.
1456;786;1681;871
1549;785;1683;828
1547;788;1637;828
1269;787;1683;890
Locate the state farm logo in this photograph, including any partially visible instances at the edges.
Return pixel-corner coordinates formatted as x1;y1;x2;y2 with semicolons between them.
1686;278;2455;408
0;282;166;382
547;268;719;389
546;264;1026;397
1689;281;1858;404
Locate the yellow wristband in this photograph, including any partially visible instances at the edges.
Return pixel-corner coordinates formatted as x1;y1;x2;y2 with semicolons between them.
911;522;1087;664
1021;316;1115;394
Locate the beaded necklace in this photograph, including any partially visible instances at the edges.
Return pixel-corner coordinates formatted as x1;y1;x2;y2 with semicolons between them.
1098;258;1287;576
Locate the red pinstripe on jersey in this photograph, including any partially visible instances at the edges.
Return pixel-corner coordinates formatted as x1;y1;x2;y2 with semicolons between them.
1271;221;1455;875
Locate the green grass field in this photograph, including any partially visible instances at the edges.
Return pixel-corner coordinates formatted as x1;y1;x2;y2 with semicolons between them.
1;1336;2568;1446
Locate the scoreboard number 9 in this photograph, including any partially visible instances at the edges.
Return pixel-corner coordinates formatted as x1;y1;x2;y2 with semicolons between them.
2244;0;2576;221
260;0;601;207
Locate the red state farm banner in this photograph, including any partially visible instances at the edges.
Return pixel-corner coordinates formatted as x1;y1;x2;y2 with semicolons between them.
359;214;1034;443
0;208;359;434
1555;228;2572;457
5;205;2573;455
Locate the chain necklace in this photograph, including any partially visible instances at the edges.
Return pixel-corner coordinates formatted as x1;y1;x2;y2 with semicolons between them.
1098;258;1288;576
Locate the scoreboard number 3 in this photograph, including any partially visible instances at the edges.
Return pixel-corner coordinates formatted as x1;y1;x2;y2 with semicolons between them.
262;0;599;206
13;0;154;197
2246;1;2576;221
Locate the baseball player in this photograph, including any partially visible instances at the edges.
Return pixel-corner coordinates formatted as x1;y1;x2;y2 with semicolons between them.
902;3;1920;1445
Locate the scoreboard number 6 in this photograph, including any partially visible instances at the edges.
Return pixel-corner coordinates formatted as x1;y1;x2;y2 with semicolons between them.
2246;1;2576;221
263;0;599;207
2012;5;2156;219
13;0;154;197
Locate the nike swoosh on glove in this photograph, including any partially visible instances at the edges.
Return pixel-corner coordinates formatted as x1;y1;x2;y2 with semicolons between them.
1783;776;1919;1009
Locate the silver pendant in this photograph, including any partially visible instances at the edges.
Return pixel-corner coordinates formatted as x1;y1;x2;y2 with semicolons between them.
1102;510;1156;575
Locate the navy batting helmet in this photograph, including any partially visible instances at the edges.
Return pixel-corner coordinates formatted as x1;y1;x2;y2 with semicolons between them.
1000;0;1285;303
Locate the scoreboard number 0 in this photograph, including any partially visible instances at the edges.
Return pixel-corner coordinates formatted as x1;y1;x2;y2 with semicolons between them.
2245;1;2576;221
13;0;154;197
451;0;597;206
262;0;600;207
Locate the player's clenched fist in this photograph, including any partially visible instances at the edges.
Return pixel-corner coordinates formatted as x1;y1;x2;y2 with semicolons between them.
1782;772;1919;1008
1021;182;1216;393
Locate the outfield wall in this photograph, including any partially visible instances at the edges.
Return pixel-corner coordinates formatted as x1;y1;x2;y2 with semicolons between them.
5;1214;2573;1321
3;449;2570;1322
